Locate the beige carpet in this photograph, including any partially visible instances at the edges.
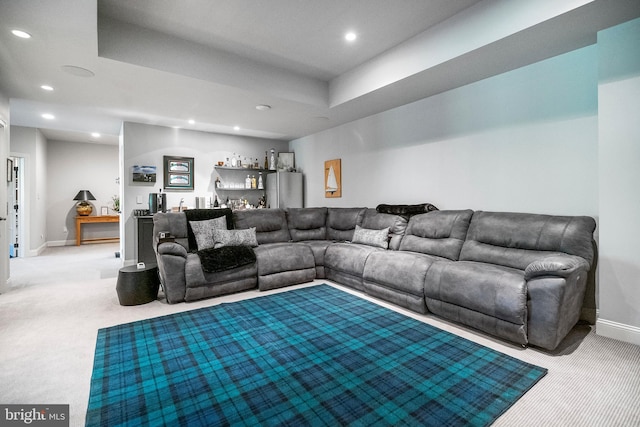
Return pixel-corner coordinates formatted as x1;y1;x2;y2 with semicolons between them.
1;243;639;426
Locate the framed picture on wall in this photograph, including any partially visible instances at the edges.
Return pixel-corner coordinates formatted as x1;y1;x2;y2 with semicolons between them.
132;165;157;183
164;156;194;191
325;158;341;198
278;152;295;171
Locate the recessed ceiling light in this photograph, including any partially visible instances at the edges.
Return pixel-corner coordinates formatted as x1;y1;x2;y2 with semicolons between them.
188;119;195;125
61;65;95;78
41;113;55;120
11;29;31;39
233;126;240;131
255;104;271;111
345;32;357;42
91;132;101;138
40;85;54;91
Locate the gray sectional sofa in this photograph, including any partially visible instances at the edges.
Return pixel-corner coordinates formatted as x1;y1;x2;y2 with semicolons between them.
152;206;596;351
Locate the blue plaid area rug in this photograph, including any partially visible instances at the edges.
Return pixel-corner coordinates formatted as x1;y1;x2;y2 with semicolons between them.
86;284;546;426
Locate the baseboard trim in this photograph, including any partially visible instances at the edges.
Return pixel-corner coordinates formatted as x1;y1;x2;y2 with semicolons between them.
596;318;640;346
26;243;48;257
47;240;73;247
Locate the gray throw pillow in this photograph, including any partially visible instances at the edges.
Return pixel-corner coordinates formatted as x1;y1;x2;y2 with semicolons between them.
352;225;390;249
189;216;227;250
213;228;259;248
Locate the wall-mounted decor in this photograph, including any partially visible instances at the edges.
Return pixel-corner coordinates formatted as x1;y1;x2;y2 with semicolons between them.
132;165;157;182
7;158;13;182
164;156;194;191
324;159;341;198
278;152;295;171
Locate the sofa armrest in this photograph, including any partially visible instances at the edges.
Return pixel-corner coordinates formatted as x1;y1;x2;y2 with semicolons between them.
155;242;188;304
157;242;188;258
524;255;589;280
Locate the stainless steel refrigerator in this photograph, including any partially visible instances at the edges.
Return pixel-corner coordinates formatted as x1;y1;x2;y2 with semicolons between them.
266;172;303;209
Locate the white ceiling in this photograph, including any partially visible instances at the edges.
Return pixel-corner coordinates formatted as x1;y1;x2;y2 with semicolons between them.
1;0;639;145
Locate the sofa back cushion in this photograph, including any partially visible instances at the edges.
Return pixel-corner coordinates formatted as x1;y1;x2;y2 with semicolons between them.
359;208;408;250
459;211;597;270
233;209;291;244
287;207;328;241
326;208;366;241
399;210;473;260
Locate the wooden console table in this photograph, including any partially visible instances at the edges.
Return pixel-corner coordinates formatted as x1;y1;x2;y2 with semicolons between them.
75;215;120;246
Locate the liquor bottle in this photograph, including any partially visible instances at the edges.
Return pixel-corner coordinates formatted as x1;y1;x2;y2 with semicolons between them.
237;154;242;168
215;177;221;188
213;195;219;208
230;153;237;168
264;151;269;169
258;172;264;189
269;149;276;170
251;175;257;189
245;175;251;189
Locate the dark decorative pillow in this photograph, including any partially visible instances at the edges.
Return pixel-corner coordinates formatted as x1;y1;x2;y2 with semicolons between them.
352;225;390;249
197;246;256;273
376;203;439;218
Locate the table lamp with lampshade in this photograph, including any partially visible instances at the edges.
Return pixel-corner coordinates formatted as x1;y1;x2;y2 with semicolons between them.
73;190;96;216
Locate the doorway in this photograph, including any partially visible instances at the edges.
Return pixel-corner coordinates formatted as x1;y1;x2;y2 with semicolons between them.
8;156;24;258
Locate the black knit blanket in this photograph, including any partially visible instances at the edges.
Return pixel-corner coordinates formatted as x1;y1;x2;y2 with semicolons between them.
197;245;256;273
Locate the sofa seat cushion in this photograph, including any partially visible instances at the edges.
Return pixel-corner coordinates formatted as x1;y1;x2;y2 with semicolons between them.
253;243;316;290
325;242;381;290
363;251;440;297
296;240;333;279
297;240;332;265
424;260;528;344
184;253;257;301
363;251;442;313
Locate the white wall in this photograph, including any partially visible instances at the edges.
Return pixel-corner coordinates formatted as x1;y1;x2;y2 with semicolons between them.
10;126;48;256
121;122;289;263
293;45;598;217
597;18;640;346
292;44;599;323
46;140;119;245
